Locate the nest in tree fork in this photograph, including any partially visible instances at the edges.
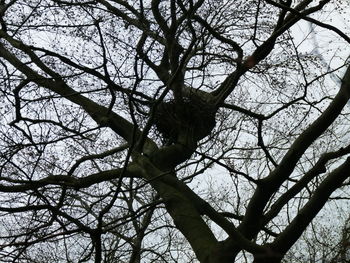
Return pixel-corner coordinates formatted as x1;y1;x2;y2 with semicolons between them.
154;96;216;142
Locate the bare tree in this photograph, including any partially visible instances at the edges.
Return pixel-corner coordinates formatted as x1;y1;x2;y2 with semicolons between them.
283;213;350;263
0;0;350;262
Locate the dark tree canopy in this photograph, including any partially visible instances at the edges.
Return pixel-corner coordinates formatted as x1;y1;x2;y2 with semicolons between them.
0;0;350;262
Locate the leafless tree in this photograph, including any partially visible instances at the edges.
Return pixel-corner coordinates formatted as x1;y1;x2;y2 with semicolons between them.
0;0;350;262
283;212;350;263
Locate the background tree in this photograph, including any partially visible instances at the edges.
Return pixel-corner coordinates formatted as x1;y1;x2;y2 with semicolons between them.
0;0;350;262
283;213;350;263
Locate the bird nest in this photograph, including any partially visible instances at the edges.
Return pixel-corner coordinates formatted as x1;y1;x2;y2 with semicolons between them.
153;96;216;143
